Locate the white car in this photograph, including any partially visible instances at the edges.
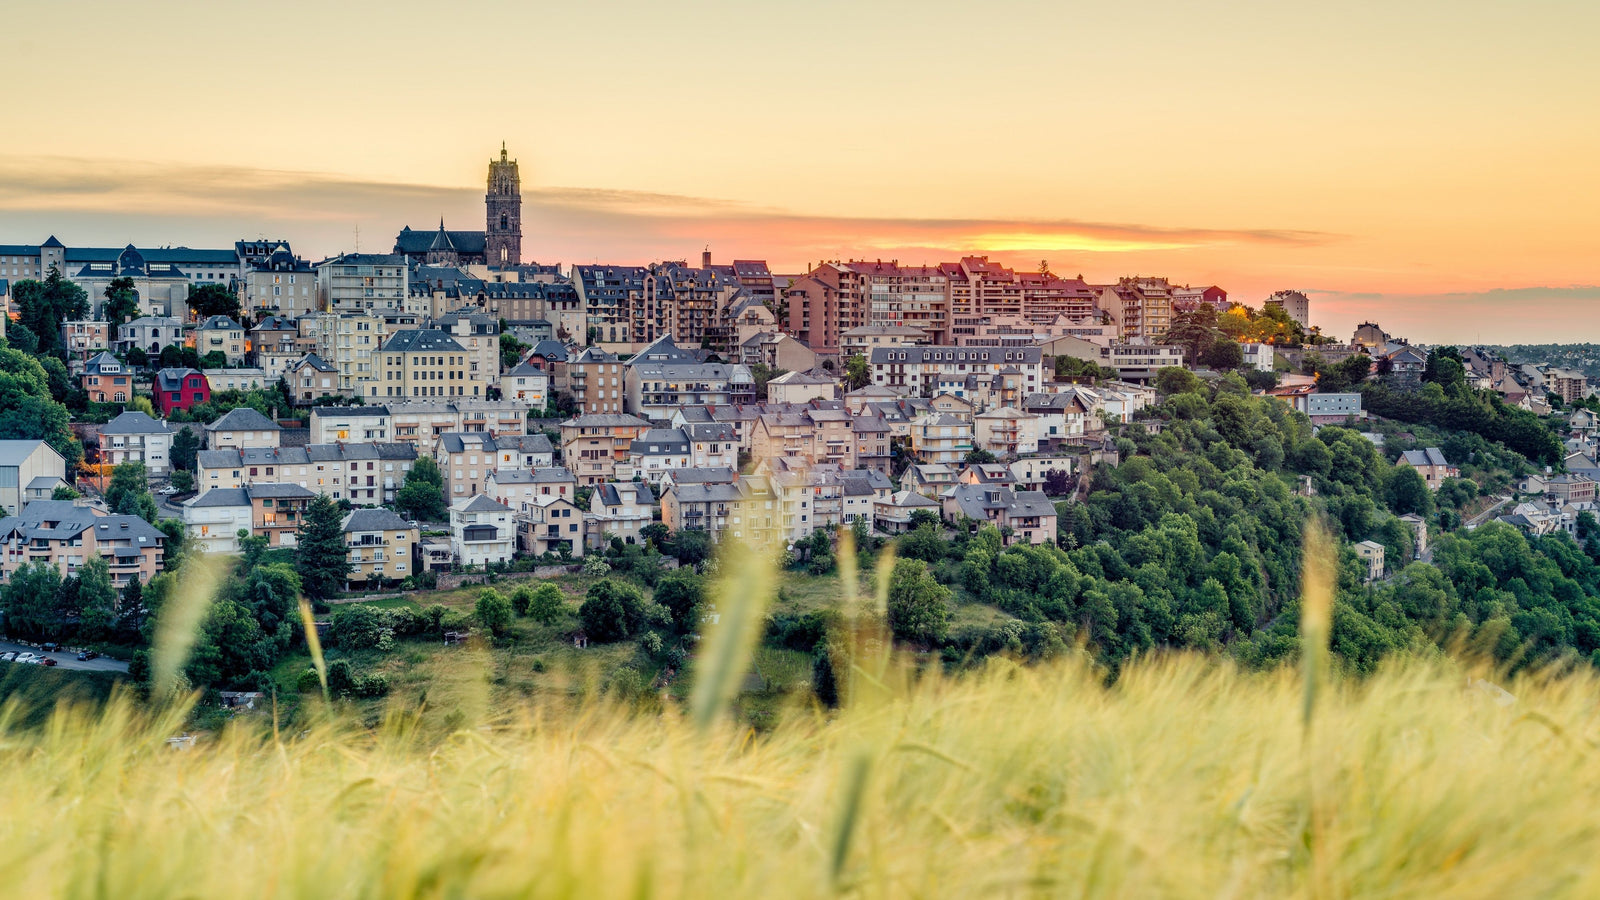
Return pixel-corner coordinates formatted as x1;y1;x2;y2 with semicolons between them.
0;652;15;662
15;653;38;664
158;486;179;495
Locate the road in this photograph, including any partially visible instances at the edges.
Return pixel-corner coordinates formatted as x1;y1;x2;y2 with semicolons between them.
0;640;131;673
1465;495;1513;530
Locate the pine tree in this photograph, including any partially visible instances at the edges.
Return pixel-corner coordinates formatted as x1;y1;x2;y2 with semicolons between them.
295;494;351;601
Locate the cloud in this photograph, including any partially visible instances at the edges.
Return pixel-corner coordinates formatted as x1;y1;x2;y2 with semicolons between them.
0;155;1335;266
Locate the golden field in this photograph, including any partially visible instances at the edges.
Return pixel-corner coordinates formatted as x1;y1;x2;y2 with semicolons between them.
2;533;1599;898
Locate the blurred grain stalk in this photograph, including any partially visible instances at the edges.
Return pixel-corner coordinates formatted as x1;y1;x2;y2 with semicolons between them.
1;530;1595;897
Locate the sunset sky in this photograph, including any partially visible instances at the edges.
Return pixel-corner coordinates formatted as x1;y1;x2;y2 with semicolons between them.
4;0;1598;343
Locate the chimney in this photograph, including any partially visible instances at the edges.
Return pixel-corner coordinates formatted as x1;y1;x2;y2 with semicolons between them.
701;249;712;268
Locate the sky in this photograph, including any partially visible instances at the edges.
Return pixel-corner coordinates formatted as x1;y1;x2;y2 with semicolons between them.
3;0;1598;344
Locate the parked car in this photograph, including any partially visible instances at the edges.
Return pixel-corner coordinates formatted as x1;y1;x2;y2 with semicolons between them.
76;651;99;661
40;657;57;667
41;642;58;652
15;653;38;664
0;651;16;662
158;486;178;495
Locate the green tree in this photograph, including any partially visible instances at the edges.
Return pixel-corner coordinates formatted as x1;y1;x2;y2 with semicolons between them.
52;484;81;501
578;579;647;642
898;523;946;562
170;469;195;493
105;461;158;523
965;449;998;464
1154;367;1203;396
1055;356;1116;382
117;573;144;639
499;331;529;369
103;277;142;327
0;346;82;472
12;268;89;361
653;568;704;632
886;557;951;645
524;583;567;625
476;589;514;636
845;354;871;390
669;530;713;567
295;495;351;601
1199;339;1244;371
1;562;63;638
1385;466;1434;517
396;456;447;520
188;284;241;322
171;426;200;471
76;556;118;641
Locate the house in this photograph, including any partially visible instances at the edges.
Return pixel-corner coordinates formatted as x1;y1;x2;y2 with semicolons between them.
681;423;740;470
627;428;693;485
766;371;836;405
247;482;317;548
491;433;555;470
1398;448;1458;490
283;355;341;405
487;468;578;511
1010;456;1078;494
0;441;68;516
904;463;959;499
741;332;821;374
517;495;585;558
153;368;210;416
874;489;941;534
100;411;175;475
624;360;755;420
115;316;185;356
929;392;975;422
958;463;1017;487
588;481;656;549
851;414;893;476
503;361;550;406
1354;540;1386;583
182;488;254;554
1023;392;1092;443
661;480;781;545
1399;513;1428;560
204;407;282;450
0;501;165;587
24;475;65;505
943;485;1058;546
560;413;654;485
660;467;739;490
203;368;271;393
195;315;247;365
1544;474;1597;505
972;408;1041;458
342;508;418;589
82;352;131;403
751;408;855;470
435;432;499;499
450;494;516;567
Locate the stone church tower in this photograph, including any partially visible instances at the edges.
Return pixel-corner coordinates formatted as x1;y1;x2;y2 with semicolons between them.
485;144;522;267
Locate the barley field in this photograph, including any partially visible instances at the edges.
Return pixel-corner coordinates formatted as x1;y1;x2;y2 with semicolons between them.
3;532;1599;898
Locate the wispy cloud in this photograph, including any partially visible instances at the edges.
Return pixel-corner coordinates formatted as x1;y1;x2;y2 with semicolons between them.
0;155;1335;265
1309;285;1600;344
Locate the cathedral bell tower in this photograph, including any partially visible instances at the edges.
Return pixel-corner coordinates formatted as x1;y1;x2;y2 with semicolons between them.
485;143;522;268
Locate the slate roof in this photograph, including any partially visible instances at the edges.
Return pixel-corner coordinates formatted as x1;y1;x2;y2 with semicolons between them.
382;329;466;353
947;485;1056;521
187;487;252;508
1400;448;1451;467
597;482;655;507
395;227;486;255
666;467;737;485
631;428;691;456
197;315;243;331
343;508;413;533
247;482;317;499
103;411;171;435
207;408;281;432
454;494;511;513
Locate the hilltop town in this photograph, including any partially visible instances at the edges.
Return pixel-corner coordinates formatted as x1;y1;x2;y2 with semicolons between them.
2;147;1597;705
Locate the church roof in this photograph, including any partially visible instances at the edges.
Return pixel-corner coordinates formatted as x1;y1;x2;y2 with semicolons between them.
428;221;456;252
395;227;486;255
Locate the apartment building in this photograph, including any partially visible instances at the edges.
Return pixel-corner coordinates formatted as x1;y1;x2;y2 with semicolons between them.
61;320;110;367
435;311;501;390
195;316;247;365
303;311;386;394
973;408;1042;458
342;508;418;589
1264;290;1311;328
1100;277;1175;341
868;345;1043;397
1549;368;1588;405
568;347;625;414
195;443;417;506
308;401;531;445
560;413;653;485
681;422;740;469
100;411;174;475
910;413;975;464
0;500;165;587
488;468;578;512
435;432;499;499
247;482;317;547
490;433;554;470
373;329;485;400
250;315;303;376
503;361;550;406
750;408;854;471
1097;343;1186;382
782;274;845;355
839;324;930;359
316;253;407;313
625;360;755;419
243;247;317;318
660;477;780;545
181;488;255;554
203;368;272;392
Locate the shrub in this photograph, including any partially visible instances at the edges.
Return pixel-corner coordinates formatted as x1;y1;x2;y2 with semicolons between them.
578;579;648;643
476;589;514;636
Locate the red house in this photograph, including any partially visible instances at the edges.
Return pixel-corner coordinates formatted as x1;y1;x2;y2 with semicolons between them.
154;367;210;416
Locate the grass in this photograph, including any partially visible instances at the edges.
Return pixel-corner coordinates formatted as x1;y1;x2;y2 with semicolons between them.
14;534;1600;894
